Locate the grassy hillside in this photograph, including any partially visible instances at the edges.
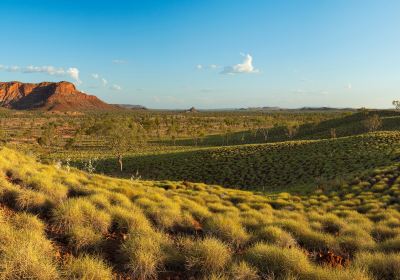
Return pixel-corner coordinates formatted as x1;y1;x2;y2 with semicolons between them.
92;132;400;192
0;148;400;279
167;110;400;146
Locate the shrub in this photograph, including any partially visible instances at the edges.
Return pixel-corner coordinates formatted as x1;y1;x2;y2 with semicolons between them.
278;220;337;251
122;228;170;280
305;266;372;280
63;254;113;280
244;242;312;278
371;224;398;242
110;205;152;233
230;261;260;280
68;226;103;251
0;222;59;280
185;237;232;275
338;226;375;256
311;213;346;234
52;198;111;234
380;236;400;252
204;214;249;248
256;226;297;248
354;252;400;280
11;212;46;232
14;188;51;212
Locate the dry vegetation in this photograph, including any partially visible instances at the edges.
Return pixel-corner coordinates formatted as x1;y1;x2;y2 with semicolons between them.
0;144;399;279
0;109;399;279
89;132;400;193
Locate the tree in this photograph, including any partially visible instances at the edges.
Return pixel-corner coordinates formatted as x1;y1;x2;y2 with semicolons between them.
64;137;76;150
285;125;299;139
167;122;179;145
258;127;269;142
188;126;204;146
37;123;58;148
87;118;146;172
363;114;382;132
393;100;400;110
330;128;337;139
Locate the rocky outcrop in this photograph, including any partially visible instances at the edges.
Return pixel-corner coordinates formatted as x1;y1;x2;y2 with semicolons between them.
0;81;116;111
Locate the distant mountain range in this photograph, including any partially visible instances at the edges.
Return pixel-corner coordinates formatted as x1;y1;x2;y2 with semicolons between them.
0;81;116;111
0;82;360;112
114;104;148;110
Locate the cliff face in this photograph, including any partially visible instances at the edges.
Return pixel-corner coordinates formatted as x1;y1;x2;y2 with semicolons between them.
0;81;116;111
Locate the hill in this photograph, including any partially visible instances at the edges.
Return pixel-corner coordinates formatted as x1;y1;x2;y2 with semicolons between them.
114;104;147;110
93;132;400;192
0;147;399;279
0;81;116;111
165;110;400;147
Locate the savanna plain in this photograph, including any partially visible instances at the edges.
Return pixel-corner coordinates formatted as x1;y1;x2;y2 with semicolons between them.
0;107;400;280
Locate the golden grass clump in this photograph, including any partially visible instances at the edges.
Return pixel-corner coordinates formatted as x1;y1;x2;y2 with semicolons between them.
0;214;59;280
229;261;260;280
243;242;312;279
52;197;112;234
184;237;232;275
121;226;170;280
354;252;400;280
204;213;249;248
63;254;113;280
256;225;297;248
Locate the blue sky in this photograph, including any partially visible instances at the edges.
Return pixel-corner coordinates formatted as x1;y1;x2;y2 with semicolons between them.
0;0;399;109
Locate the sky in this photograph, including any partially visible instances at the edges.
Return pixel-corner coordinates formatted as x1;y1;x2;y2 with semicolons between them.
0;0;399;109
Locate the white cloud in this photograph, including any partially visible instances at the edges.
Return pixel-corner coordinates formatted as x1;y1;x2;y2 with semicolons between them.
110;84;122;91
92;73;121;91
221;54;259;75
0;64;81;83
91;73;109;86
112;59;127;64
196;64;221;70
66;68;80;83
101;78;108;86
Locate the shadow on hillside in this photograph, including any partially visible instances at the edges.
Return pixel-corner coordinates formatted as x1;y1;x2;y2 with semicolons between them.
154;110;400;148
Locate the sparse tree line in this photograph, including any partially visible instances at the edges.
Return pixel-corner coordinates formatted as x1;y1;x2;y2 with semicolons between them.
0;102;398;172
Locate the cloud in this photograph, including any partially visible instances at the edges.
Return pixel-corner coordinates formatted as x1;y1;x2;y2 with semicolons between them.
110;84;122;91
91;73;108;86
92;73;121;90
91;73;99;79
196;64;220;70
112;59;127;64
0;65;81;83
221;54;259;75
66;68;80;83
347;83;352;90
